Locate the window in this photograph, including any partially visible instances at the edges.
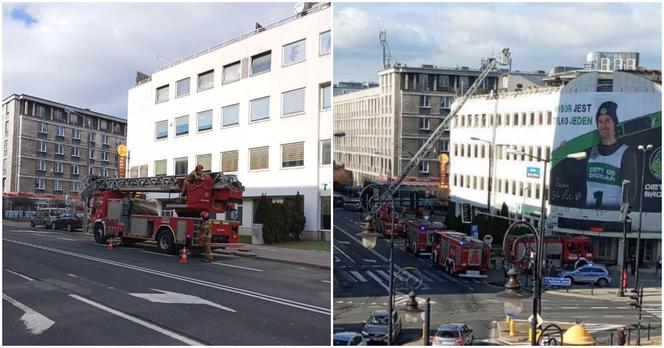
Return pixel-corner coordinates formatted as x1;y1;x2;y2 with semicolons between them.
251;51;271;75
419;161;429;173
72;128;80;140
53;109;63;120
250;97;270;122
155;85;169;104
197;70;214;91
438;75;449;88
419;118;430;130
54;162;64;173
89;149;95;159
102;135;109;145
100;120;108;131
37;141;46;153
55;144;64;155
319;31;331;55
155;120;168;139
71;181;79;193
600;58;610;71
281;142;304;168
197;110;213;132
174;157;188;175
101;151;109;161
68;113;78;124
35;105;46;117
175;116;189;136
72;164;79;175
419;95;431;108
282;39;306;66
195;154;211;172
89;132;96;143
101;168;109;177
320;83;331;111
154;159;167;176
221;150;239;172
176;78;190;98
38;122;47;134
440;96;451;109
37;159;46;171
35;178;45;190
129;166;138;178
57;126;65;137
282;88;305;116
222;104;240;127
72;147;80;158
249;146;269;170
222;61;241;84
320;139;331;165
54;180;62;191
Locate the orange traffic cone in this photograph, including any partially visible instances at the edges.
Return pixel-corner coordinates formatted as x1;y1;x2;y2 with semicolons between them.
179;247;189;263
107;238;113;251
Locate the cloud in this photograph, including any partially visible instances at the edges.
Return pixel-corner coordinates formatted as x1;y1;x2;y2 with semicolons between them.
2;3;295;117
334;3;661;83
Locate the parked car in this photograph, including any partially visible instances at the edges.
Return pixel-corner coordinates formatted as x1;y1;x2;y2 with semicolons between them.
432;323;474;346
343;200;362;212
361;310;402;344
559;263;612;287
30;208;65;228
333;332;366;346
52;212;82;232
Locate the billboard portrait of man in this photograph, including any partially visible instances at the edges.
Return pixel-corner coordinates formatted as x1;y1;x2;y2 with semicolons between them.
585;101;637;209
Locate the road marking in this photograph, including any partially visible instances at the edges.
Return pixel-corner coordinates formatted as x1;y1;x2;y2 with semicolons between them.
69;294;202;345
334;256;341;263
365;271;390;293
561;307;580;309
425;271;445;282
138;250;173;257
335;240;350;245
376;270;391;281
603;315;623;318
333;245;356;264
321;280;330;284
57;237;75;241
350;271;367;282
212;262;263;272
335;226;390;264
574;316;590;318
5;238;330;315
2;293;55;335
363;259;377;263
591;307;609;309
129;289;235;312
4;269;35;281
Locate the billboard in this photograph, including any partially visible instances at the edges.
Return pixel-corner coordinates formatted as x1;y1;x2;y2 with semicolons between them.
549;79;661;232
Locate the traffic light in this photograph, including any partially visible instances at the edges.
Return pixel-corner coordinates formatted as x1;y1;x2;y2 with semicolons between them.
630;287;641;309
461;203;472;224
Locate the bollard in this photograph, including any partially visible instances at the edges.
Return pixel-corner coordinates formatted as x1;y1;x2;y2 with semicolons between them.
591;282;594;295
509;319;516;337
628;328;631;345
647;323;650;340
610;331;613;345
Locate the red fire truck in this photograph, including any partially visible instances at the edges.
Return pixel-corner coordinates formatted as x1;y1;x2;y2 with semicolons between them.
513;235;596;270
404;219;445;256
431;231;491;278
81;172;244;254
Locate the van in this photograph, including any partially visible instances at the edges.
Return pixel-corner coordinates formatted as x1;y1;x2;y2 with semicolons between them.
30;208;66;229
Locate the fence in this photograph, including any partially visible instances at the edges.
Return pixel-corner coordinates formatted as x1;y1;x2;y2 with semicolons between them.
3;210;37;221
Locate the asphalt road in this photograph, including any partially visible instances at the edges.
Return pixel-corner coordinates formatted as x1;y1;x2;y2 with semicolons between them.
3;222;330;345
332;209;661;345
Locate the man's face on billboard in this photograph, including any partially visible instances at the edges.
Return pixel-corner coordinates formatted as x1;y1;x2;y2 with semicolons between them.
597;114;617;145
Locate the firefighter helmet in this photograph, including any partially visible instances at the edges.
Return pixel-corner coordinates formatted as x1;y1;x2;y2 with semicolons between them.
196;164;204;171
200;211;209;219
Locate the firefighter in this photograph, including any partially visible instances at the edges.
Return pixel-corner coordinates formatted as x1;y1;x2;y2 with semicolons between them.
181;164;204;199
200;211;213;263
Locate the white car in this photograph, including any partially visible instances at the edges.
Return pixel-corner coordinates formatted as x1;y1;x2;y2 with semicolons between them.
333;332;366;346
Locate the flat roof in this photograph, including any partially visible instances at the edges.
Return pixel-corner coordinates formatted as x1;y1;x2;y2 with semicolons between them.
2;93;126;123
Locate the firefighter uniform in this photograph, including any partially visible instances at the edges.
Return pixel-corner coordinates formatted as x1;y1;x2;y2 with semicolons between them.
201;218;213;262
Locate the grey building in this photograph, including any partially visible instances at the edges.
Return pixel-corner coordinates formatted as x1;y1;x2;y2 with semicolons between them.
2;94;127;195
333;81;379;96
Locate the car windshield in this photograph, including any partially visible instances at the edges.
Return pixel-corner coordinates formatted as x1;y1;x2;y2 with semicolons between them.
333;338;349;345
367;315;388;325
436;330;459;338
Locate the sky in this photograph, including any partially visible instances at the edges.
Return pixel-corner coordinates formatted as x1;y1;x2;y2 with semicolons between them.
334;2;662;83
2;2;296;118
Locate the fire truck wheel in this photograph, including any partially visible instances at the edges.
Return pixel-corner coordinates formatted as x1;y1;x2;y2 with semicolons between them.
156;230;176;254
93;224;106;244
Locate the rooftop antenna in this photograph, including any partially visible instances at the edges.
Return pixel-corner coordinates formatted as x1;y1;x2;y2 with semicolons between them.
379;30;393;69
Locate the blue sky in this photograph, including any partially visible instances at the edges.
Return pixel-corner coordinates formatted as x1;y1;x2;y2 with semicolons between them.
2;3;295;117
334;2;662;83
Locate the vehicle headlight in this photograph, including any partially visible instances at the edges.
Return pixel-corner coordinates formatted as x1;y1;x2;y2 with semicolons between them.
361;331;368;336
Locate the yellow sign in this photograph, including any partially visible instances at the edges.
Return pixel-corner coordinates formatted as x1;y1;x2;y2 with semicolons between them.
118;156;127;178
117;144;128;157
439;153;449;189
438;153;449;163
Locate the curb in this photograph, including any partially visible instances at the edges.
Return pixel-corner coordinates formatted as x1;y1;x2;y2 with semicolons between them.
546;290;625;301
253;255;331;270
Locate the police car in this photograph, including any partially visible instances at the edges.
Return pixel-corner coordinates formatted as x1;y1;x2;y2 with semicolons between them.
559;263;612;287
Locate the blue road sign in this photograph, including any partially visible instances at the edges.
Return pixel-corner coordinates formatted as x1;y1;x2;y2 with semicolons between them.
543;277;571;287
527;166;541;178
471;225;479;239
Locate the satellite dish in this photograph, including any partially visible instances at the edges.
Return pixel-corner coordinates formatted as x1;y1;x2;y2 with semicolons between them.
294;2;305;14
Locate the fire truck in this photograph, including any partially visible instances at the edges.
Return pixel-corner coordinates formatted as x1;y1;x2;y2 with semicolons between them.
80;172;244;254
404;219;445;256
513;235;596;270
431;231;491;278
375;202;407;238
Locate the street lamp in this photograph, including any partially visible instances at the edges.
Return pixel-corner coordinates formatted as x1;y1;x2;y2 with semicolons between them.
496;267;531;337
634;144;653;292
618;179;631;297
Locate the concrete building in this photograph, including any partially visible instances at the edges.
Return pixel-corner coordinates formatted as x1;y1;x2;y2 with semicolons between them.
544;51;652;86
2;94;127;195
334;64;500;187
126;3;331;240
449;71;661;265
333;81;379;96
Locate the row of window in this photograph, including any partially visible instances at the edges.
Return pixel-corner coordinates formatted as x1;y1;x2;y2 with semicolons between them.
35;178;81;192
36;122;118;144
155;31;331;104
454;110;554;129
35;140;116;161
136;140;331;177
453;143;551;162
418;95;453;109
26;100;125;135
154;84;331;140
35;159;114;176
452;174;549;200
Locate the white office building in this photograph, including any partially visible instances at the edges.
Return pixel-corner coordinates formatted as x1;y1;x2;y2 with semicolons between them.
127;3;332;240
449;71;661;265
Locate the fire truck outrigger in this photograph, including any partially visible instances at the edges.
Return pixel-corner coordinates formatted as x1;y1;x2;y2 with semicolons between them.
80;171;244;254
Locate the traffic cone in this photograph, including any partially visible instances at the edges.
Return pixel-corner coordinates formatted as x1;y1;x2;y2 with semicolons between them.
179;247;189;263
107;238;113;251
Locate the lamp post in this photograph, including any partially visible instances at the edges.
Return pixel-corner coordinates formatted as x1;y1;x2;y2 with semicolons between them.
470;137;493;237
634;144;653;292
619;179;631;297
496;267;531;338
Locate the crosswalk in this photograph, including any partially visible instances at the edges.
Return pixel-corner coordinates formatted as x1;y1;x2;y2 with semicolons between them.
335;268;486;291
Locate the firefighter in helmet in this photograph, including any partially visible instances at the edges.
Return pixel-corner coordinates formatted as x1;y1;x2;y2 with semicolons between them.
200;210;213;263
181;164;204;199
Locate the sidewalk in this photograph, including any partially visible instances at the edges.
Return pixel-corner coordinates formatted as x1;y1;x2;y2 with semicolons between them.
234;243;330;270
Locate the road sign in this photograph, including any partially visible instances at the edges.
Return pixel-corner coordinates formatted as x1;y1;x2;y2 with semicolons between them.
543;277;572;287
471;225;479;239
483;235;493;245
528;314;544;328
526;166;540;178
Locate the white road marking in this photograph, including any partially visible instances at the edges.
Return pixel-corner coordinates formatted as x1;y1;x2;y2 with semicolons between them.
574;316;590;318
4;269;35;281
336;240;350;245
5;238;330;315
365;271;390;293
129;289;235;312
603;315;623;318
363;259;377;263
139;250;173;257
2;293;54;335
561;306;580;309
591;307;609;309
57;237;75;241
69;294;202;345
350;271;367;282
376;270;391;281
333;245;356;264
212;262;263;272
321;280;331;284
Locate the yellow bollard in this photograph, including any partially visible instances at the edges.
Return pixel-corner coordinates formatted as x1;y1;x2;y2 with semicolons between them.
506;316;510;326
529;328;542;342
509;319;516;337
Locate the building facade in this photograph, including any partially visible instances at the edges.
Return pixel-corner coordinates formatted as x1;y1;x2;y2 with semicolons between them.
449;71;661;265
126;3;332;240
333;81;379;96
334;65;499;187
2;94;127;195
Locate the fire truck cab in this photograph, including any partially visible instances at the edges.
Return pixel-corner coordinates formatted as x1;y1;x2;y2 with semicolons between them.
514;235;596;270
431;231;491;278
405;219;445;256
